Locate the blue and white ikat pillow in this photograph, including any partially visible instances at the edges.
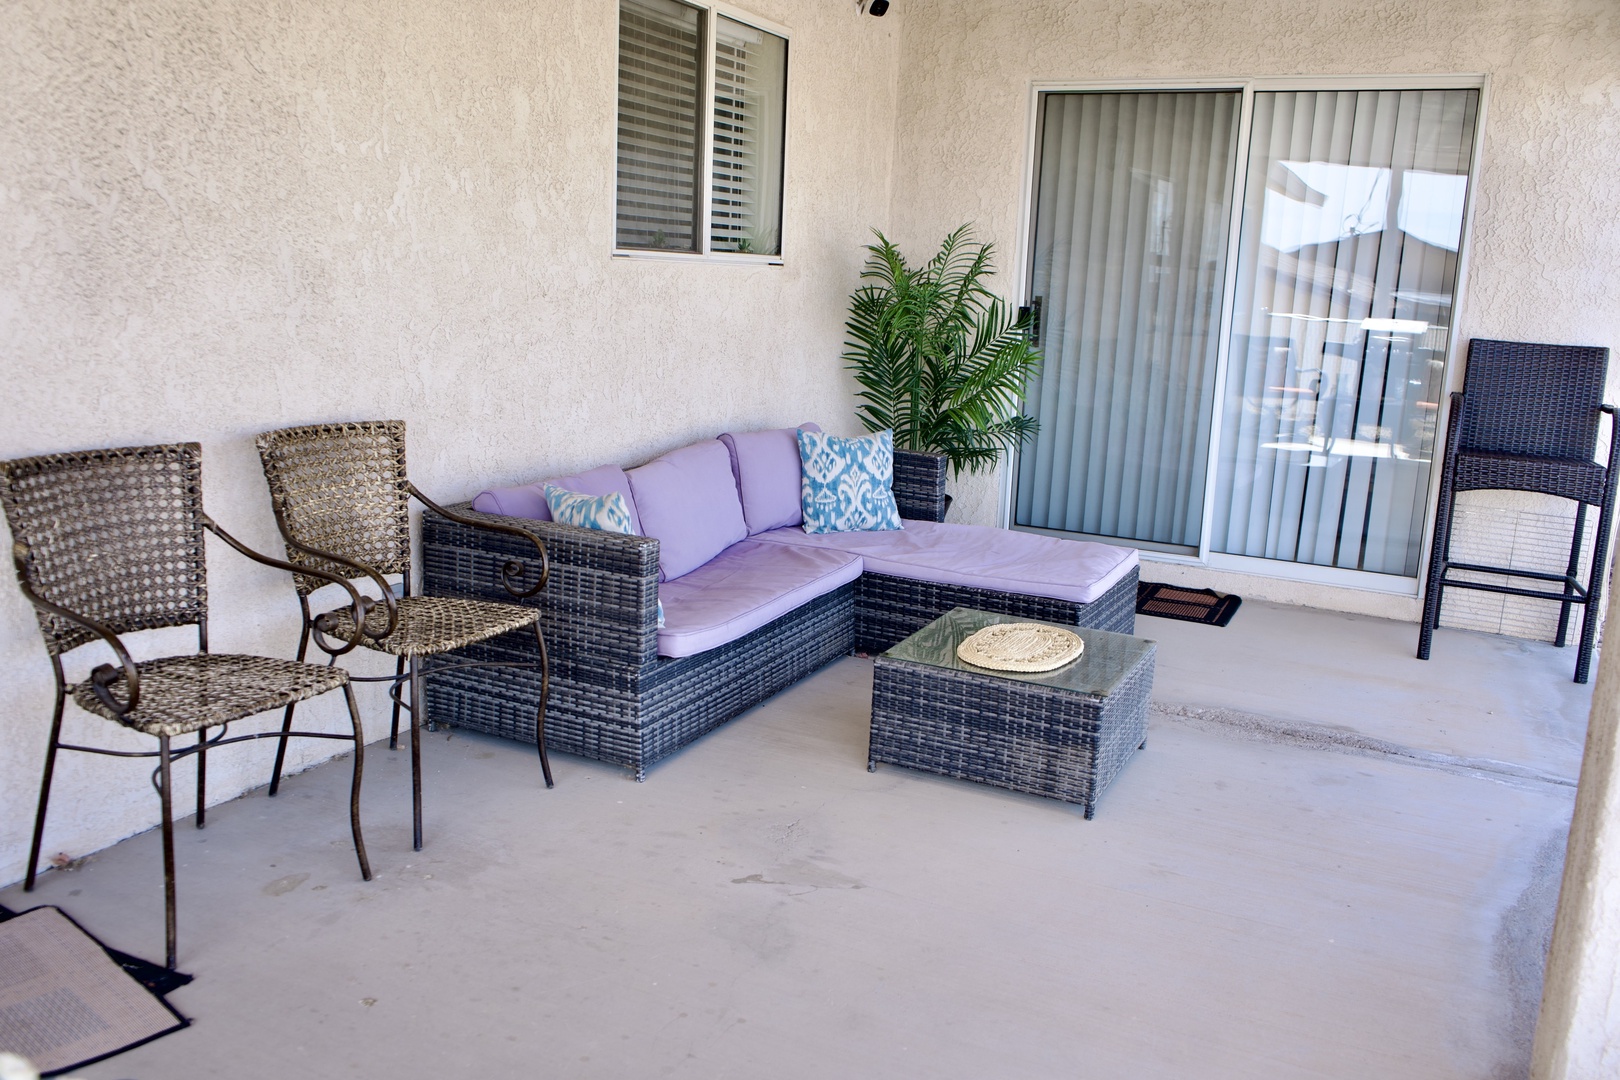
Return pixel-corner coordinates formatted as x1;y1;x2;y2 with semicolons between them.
544;486;637;534
544;486;664;627
796;429;904;534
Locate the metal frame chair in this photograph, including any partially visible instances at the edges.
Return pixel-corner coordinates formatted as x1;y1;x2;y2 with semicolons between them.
254;420;552;852
1418;338;1617;683
0;443;374;969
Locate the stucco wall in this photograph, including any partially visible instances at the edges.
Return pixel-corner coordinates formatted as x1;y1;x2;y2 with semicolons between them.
896;0;1620;624
0;0;901;885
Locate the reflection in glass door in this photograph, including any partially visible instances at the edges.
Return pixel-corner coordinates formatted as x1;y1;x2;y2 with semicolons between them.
1209;89;1478;576
1015;91;1241;550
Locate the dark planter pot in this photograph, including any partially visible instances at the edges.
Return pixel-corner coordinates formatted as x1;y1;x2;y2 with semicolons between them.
892;449;949;522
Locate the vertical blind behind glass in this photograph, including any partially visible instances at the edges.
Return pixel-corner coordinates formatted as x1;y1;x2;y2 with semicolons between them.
711;17;786;256
1211;89;1478;575
1016;91;1240;548
616;0;702;251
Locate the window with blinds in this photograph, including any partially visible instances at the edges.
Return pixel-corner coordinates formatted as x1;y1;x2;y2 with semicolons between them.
616;1;787;259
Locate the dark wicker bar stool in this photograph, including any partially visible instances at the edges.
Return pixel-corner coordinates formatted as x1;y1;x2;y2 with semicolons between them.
0;443;373;969
255;420;552;852
1418;339;1617;683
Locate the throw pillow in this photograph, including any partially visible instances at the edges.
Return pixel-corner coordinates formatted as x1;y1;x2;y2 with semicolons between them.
797;429;904;534
544;486;663;627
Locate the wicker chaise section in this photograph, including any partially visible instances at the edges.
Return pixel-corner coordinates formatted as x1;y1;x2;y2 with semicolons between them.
421;502;1136;779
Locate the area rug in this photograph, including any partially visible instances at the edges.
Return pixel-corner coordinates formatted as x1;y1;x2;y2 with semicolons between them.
0;906;190;1076
1136;582;1243;627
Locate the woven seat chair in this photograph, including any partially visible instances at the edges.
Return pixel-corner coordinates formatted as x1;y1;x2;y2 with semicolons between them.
255;420;552;852
0;443;373;969
1418;338;1617;683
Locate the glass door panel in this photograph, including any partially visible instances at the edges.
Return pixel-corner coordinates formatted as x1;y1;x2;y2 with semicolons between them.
1015;90;1241;549
1210;88;1479;575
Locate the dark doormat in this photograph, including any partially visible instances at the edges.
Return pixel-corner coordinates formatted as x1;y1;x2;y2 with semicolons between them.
1136;582;1243;627
0;905;191;1076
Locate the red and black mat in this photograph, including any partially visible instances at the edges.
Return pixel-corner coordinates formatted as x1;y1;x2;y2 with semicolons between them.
1136;582;1243;627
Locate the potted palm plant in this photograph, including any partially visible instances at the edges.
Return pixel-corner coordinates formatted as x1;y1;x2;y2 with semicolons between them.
843;225;1043;520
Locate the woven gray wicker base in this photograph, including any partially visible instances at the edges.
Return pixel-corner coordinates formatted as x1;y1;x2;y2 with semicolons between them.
856;567;1137;654
870;622;1155;818
422;504;1138;780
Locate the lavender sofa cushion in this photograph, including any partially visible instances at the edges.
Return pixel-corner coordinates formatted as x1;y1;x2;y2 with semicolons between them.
471;464;642;535
751;519;1139;605
656;540;863;658
626;439;748;582
718;422;821;535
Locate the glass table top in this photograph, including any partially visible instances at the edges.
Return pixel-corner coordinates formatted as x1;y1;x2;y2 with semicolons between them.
882;607;1155;699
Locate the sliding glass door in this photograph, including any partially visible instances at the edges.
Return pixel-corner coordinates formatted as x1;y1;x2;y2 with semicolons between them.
1015;90;1241;550
1015;83;1479;586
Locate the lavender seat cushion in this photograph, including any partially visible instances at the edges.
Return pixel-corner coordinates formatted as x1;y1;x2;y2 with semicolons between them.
719;422;820;535
627;439;749;581
656;540;863;658
751;519;1139;605
471;463;642;535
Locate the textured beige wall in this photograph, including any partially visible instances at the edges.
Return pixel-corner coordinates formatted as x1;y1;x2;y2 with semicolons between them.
0;0;901;884
898;0;1620;623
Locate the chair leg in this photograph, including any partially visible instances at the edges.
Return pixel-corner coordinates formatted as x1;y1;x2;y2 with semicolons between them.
409;656;424;852
1576;500;1616;685
388;655;406;750
341;682;373;881
269;621;312;796
195;730;207;829
534;622;554;789
1418;477;1458;660
158;733;178;971
1556;503;1588;648
25;690;67;893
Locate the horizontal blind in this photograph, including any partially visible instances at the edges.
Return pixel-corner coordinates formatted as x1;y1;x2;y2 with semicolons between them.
710;16;786;255
1015;91;1240;547
1211;89;1478;575
617;0;702;251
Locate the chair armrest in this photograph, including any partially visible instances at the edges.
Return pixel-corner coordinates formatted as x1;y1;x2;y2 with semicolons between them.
10;541;142;716
262;518;400;645
410;482;549;599
201;514;376;656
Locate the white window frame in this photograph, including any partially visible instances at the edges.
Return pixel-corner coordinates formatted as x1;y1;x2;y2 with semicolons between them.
612;1;790;266
1004;74;1491;597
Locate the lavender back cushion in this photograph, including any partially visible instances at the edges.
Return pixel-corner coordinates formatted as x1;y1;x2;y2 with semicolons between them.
471;463;642;535
718;422;821;535
626;439;748;581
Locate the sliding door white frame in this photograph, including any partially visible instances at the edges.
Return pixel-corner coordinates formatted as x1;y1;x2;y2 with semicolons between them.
1007;73;1490;597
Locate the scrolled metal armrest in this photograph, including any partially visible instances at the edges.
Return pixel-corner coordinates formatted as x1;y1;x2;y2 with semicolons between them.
410;483;549;599
261;517;400;645
201;513;378;656
11;541;141;716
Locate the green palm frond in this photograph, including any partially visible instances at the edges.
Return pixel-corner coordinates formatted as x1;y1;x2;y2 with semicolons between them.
843;225;1042;476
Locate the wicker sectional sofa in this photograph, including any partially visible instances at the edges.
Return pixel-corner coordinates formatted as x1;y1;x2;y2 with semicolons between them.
420;436;1138;780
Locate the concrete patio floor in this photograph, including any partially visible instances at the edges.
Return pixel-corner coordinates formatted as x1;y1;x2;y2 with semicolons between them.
1;600;1590;1079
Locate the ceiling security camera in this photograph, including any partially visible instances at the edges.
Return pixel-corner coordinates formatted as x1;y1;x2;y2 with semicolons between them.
858;0;889;14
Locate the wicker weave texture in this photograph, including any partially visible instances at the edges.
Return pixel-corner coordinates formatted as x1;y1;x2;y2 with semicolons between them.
1457;339;1610;461
256;421;412;595
855;566;1137;654
70;653;350;737
892;450;948;523
870;642;1153;818
319;594;538;657
425;587;854;774
0;444;207;655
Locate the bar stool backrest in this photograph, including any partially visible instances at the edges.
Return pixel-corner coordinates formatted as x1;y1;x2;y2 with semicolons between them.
1458;339;1610;460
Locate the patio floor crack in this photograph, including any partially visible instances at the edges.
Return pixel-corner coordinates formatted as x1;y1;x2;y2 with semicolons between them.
1151;703;1578;790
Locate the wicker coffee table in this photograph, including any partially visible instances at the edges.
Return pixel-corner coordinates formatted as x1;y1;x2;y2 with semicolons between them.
869;608;1155;818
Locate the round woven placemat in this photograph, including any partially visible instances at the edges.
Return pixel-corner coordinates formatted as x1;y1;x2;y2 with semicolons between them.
956;622;1084;672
